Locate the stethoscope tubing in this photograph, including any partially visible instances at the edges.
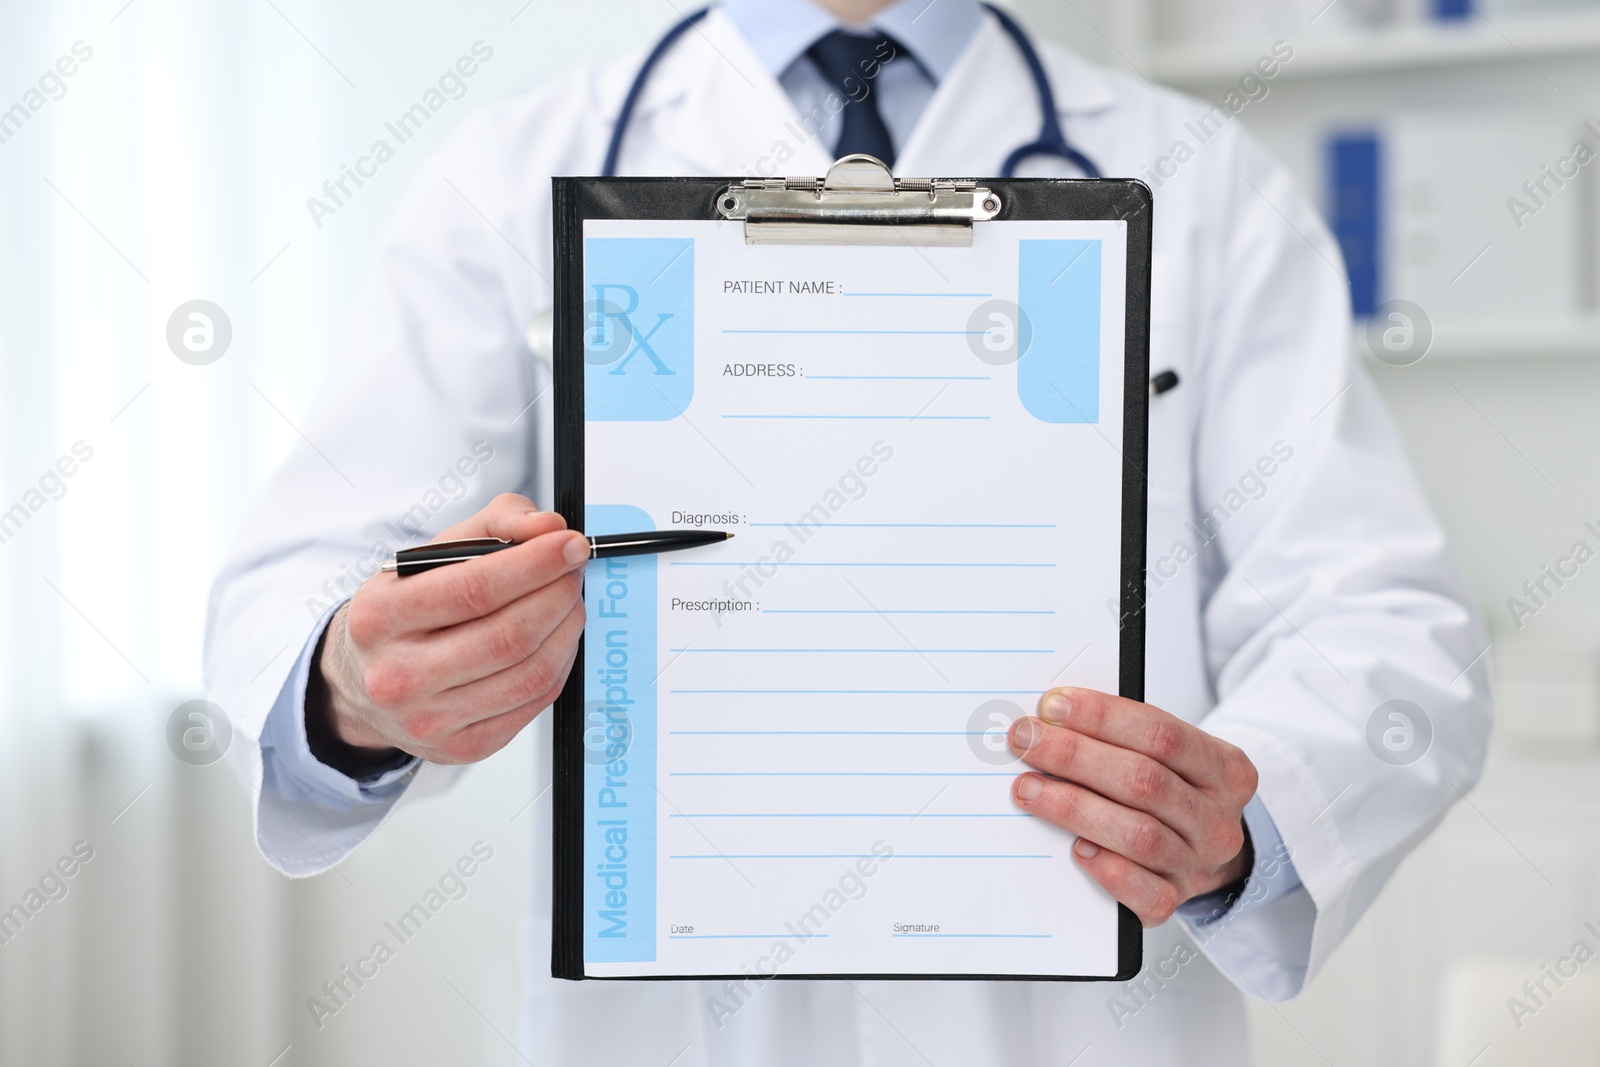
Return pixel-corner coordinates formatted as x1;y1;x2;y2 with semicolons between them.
602;3;1100;181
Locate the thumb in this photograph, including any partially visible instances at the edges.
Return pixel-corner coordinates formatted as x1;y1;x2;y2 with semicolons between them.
432;493;570;544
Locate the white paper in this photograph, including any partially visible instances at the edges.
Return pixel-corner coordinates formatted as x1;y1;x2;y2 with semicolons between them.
576;216;1129;979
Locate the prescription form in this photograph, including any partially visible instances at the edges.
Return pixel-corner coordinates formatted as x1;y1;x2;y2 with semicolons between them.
575;216;1130;979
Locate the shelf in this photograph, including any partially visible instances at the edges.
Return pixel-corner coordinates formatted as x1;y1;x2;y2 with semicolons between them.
1358;318;1600;363
1146;10;1600;83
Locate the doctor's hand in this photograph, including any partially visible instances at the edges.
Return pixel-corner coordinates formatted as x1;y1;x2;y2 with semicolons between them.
311;494;590;768
1009;688;1259;927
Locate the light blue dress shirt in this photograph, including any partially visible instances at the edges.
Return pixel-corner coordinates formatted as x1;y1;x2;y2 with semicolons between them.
721;0;985;158
260;0;1301;919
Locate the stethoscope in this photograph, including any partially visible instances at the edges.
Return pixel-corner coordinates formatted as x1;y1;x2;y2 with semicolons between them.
532;4;1155;468
601;2;1102;180
553;2;1165;419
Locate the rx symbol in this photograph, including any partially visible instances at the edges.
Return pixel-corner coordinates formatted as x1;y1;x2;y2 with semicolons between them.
587;284;675;374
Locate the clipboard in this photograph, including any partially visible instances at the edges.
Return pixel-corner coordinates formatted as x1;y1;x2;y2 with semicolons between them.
551;156;1151;983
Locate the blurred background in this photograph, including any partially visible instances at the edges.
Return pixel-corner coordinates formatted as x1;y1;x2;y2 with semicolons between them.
2;0;1599;1063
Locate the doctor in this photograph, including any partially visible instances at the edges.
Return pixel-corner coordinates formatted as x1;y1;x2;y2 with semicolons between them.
205;0;1492;1063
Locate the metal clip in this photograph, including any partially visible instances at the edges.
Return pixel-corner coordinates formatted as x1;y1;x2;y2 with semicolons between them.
716;155;1002;247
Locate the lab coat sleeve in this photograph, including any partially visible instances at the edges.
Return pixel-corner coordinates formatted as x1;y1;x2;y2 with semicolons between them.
1172;127;1493;1001
254;603;424;876
203;97;565;877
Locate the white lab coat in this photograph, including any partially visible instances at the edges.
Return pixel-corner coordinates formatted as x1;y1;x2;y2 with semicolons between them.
205;9;1492;1065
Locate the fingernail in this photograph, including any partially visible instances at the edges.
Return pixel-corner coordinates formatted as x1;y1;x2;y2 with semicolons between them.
1015;774;1042;802
1075;838;1100;860
1010;717;1037;753
1041;692;1072;724
562;535;591;565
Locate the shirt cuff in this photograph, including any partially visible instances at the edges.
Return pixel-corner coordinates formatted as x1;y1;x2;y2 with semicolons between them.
1176;793;1303;927
260;601;420;812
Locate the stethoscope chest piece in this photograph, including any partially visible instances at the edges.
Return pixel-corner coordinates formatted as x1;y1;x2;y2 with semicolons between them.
527;310;554;370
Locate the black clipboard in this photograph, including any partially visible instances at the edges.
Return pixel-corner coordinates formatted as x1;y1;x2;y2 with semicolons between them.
551;157;1151;983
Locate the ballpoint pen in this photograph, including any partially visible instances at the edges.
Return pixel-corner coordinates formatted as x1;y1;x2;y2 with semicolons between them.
380;529;732;577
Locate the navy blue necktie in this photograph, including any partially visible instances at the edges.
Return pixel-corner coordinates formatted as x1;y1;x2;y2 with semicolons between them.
806;30;903;168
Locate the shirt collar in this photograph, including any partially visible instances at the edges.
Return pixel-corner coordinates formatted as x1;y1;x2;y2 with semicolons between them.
720;0;985;84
